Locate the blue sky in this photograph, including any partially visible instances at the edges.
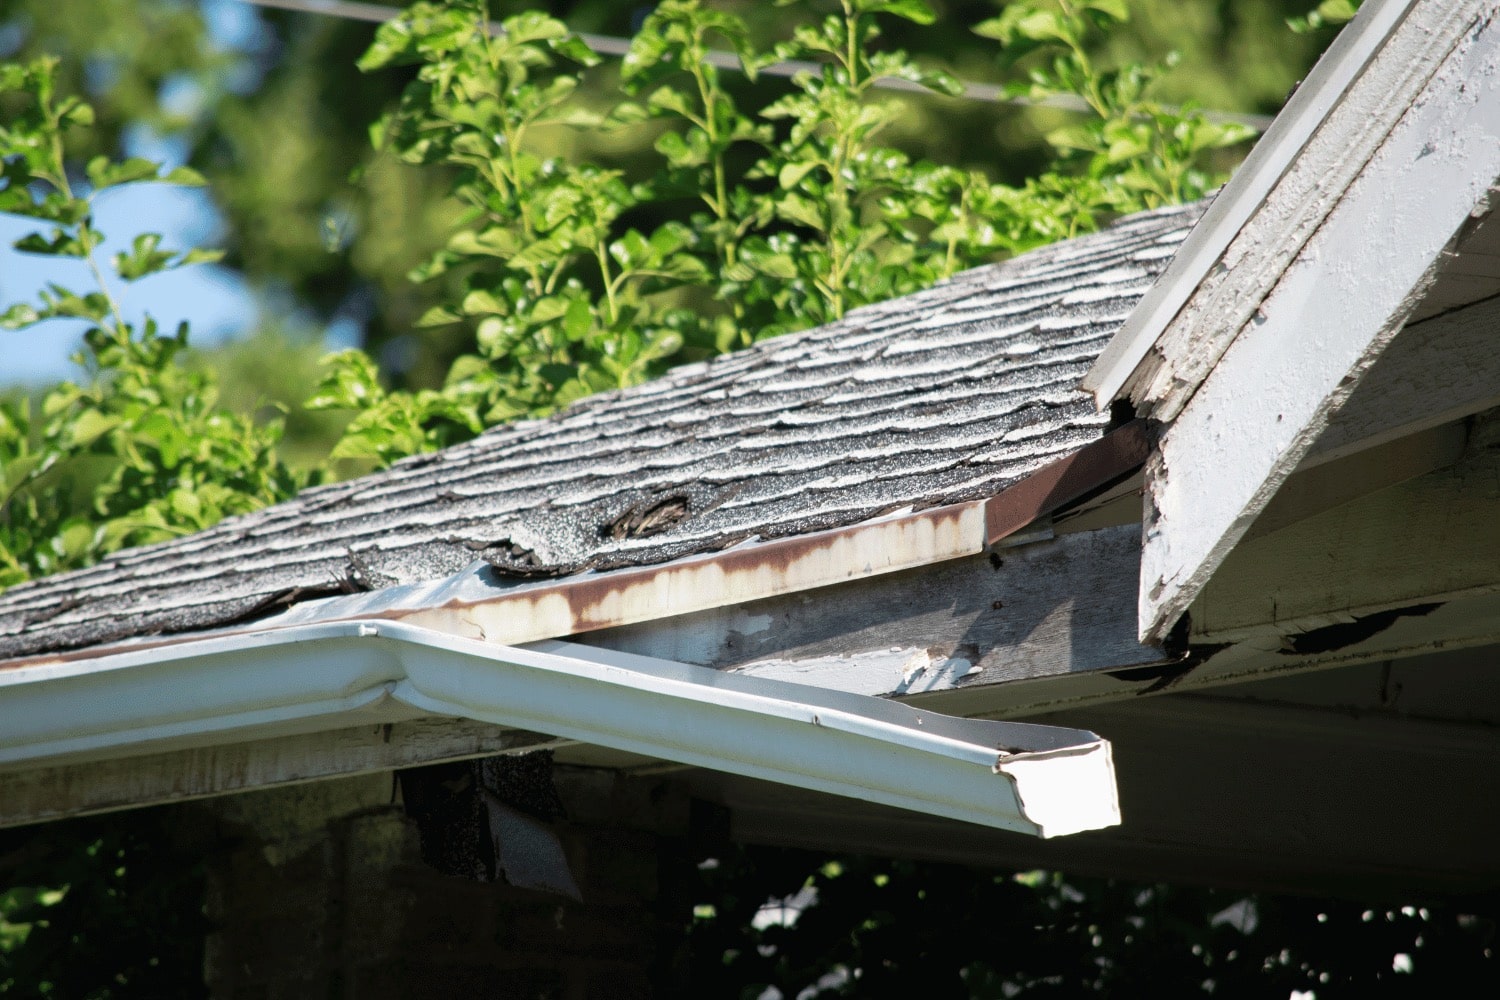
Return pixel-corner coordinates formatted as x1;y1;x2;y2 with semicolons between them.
0;184;258;387
1;0;275;389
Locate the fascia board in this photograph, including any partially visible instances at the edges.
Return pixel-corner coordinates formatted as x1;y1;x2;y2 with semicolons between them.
1083;0;1422;409
0;621;1118;839
1137;11;1500;641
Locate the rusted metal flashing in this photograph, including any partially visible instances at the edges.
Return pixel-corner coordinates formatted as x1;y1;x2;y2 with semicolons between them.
2;426;1153;670
984;420;1152;546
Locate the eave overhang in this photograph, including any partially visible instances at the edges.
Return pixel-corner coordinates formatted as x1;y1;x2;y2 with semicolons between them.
0;620;1119;839
1081;0;1500;642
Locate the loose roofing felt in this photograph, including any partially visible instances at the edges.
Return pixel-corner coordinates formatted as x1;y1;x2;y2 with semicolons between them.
0;201;1202;661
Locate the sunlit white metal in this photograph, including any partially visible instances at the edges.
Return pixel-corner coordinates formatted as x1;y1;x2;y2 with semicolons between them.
0;621;1118;839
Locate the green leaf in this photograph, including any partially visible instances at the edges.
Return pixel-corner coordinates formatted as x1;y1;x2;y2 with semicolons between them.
67;409;120;448
1081;0;1129;22
1014;11;1070;43
778;162;820;189
306;349;385;410
461;289;507;315
0;303;41;329
517;297;561;324
12;227;99;258
562;297;593;340
740;241;799;280
609;229;652;270
775;193;825;231
112;233;177;282
163;166;209;186
179;248;225;267
859;0;936;25
417;305;462;327
86;156;162;191
168;489;204;523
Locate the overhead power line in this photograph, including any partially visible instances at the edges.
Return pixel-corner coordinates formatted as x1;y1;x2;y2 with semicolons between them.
237;0;1275;131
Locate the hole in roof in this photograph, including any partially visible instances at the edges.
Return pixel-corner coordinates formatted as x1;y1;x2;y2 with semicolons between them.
604;495;692;540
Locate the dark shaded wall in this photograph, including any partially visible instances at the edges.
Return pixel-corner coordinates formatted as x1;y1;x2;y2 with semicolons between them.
192;771;692;999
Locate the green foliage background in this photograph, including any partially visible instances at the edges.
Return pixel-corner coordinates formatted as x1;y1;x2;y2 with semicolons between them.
4;0;1494;996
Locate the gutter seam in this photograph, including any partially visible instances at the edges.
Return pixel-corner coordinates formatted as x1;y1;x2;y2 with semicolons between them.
0;621;1121;838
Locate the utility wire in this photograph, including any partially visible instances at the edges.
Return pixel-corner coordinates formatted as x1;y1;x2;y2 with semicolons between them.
237;0;1275;130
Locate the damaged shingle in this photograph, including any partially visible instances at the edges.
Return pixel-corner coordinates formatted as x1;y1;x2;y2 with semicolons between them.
605;495;692;540
0;201;1205;661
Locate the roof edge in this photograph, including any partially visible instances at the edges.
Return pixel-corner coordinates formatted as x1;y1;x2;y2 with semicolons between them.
1083;0;1423;409
3;422;1155;669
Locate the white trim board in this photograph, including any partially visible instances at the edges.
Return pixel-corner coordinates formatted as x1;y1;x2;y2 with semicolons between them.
1083;0;1427;409
1136;8;1500;641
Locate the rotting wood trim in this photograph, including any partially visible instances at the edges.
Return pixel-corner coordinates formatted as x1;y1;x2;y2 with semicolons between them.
1189;427;1500;643
1180;590;1500;699
1109;1;1485;420
1248;422;1467;541
1301;294;1500;469
1081;0;1426;409
396;422;1155;646
1136;10;1500;643
586;523;1168;702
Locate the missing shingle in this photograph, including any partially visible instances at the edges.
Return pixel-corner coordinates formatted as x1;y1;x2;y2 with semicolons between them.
477;537;548;576
604;494;692;540
344;548;394;591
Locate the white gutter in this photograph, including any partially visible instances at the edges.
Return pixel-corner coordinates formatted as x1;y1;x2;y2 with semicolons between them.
0;621;1119;839
1083;0;1420;408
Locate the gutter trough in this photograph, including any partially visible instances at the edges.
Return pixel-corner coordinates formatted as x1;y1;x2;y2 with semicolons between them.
0;621;1120;839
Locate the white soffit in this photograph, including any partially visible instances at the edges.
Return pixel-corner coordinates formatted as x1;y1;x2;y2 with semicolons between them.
0;621;1119;839
1134;4;1500;642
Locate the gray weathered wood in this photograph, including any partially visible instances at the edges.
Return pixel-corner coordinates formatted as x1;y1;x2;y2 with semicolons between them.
0;718;561;828
587;523;1164;699
1090;0;1482;416
1247;421;1467;540
1128;2;1500;641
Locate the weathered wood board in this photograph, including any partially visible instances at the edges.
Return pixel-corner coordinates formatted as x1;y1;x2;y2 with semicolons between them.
587;523;1165;699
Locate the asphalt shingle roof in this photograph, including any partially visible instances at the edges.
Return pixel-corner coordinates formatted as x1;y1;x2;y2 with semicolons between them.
0;201;1203;660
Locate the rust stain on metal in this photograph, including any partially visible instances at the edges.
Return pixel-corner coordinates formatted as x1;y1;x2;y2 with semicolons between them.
5;426;1153;669
400;501;988;645
984;420;1152;547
